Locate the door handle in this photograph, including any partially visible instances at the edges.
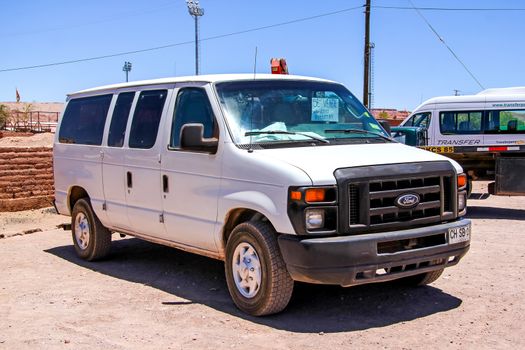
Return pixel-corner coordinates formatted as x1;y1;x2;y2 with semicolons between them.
127;171;132;188
162;175;169;193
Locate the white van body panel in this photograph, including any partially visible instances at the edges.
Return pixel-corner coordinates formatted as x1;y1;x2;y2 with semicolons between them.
100;90;138;230
160;83;223;252
251;143;462;185
123;87;174;240
53;96;108;223
217;142;312;239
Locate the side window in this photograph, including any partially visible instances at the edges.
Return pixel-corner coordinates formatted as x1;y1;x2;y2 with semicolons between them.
59;94;112;145
128;90;167;149
486;110;525;133
170;88;216;148
108;92;134;147
406;112;431;128
403;115;416;126
440;111;482;134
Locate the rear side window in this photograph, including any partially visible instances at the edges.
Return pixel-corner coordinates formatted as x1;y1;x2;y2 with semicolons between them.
59;95;112;145
108;92;135;147
440;111;482;134
486;110;525;133
170;88;215;148
128;90;167;149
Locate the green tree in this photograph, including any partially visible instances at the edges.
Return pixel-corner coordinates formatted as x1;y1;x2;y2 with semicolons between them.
377;111;389;119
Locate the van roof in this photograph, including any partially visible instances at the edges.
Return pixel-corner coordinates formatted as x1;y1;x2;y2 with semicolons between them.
69;74;336;97
413;86;525;111
476;86;525;96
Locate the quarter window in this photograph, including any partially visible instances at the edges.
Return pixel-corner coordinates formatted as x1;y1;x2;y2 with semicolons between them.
108;92;134;147
486;110;525;133
439;111;482;134
170;88;216;148
128;90;167;149
59;94;112;145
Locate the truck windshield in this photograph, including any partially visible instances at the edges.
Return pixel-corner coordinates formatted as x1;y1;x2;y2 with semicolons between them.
215;80;389;146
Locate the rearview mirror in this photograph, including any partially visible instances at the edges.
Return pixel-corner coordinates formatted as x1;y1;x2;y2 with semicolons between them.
180;123;218;154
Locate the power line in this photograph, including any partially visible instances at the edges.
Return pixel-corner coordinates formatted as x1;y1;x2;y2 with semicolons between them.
373;5;525;11
0;5;363;73
408;0;485;90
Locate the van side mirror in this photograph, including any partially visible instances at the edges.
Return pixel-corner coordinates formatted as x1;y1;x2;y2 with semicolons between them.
180;123;218;154
378;120;391;134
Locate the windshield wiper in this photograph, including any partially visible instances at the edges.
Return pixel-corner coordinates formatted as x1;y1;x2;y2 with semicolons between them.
245;130;330;144
324;128;393;142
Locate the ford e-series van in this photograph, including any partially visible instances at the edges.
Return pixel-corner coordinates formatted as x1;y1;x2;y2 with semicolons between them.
53;74;471;315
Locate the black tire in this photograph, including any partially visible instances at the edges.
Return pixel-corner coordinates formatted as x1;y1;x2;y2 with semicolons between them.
398;268;444;287
225;221;294;316
71;198;111;261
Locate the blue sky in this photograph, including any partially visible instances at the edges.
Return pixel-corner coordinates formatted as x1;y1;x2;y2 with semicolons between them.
1;0;524;110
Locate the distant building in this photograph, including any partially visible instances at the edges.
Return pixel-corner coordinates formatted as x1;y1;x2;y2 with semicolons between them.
370;108;411;126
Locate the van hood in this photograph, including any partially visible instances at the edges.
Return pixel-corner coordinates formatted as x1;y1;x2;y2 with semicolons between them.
256;143;461;185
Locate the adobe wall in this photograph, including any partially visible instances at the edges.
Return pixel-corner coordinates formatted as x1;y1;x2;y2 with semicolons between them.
0;147;54;212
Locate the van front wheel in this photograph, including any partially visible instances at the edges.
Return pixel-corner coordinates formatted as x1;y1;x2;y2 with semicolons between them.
225;221;294;316
71;198;111;261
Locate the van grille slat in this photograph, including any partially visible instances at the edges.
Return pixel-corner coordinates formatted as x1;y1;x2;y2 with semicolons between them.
369;185;440;200
369;200;441;216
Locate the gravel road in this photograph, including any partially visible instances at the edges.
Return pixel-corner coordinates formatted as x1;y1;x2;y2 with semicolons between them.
1;182;524;349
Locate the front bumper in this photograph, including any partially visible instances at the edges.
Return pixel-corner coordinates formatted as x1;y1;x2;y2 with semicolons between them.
278;219;471;287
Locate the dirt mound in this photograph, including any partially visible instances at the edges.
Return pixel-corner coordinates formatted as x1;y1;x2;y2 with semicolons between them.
0;132;54;148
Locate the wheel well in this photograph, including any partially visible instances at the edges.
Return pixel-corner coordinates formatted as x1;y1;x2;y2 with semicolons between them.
222;209;270;247
68;186;89;213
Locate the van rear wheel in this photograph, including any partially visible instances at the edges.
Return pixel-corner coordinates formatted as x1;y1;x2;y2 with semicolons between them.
225;221;294;316
71;198;111;261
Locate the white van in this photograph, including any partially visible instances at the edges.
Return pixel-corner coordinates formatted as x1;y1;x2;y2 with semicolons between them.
54;74;471;315
394;87;525;195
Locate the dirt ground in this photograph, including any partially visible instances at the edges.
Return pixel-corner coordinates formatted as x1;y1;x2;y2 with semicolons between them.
0;182;524;349
0;132;54;148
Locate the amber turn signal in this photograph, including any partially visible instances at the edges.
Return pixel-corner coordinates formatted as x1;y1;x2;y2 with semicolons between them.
305;188;326;203
290;191;302;201
457;173;467;188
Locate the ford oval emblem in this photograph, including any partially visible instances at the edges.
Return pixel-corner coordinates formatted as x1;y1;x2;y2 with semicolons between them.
395;193;420;209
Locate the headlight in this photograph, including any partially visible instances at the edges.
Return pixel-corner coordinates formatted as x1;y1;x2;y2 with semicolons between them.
458;192;467;212
457;173;467;215
288;186;338;234
305;209;325;230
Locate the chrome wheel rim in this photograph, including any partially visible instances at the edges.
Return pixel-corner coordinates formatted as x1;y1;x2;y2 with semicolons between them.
232;242;262;298
74;212;90;250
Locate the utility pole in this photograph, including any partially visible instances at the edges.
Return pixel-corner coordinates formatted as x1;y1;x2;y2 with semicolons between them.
122;61;132;82
363;0;371;108
186;0;204;75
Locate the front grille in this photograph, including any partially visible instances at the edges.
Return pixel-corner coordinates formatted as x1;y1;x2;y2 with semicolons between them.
335;161;457;234
368;176;443;226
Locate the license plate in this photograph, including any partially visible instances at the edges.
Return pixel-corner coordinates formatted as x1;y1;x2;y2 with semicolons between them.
448;224;471;244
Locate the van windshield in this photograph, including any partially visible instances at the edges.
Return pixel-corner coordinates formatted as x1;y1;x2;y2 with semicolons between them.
215;80;389;147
